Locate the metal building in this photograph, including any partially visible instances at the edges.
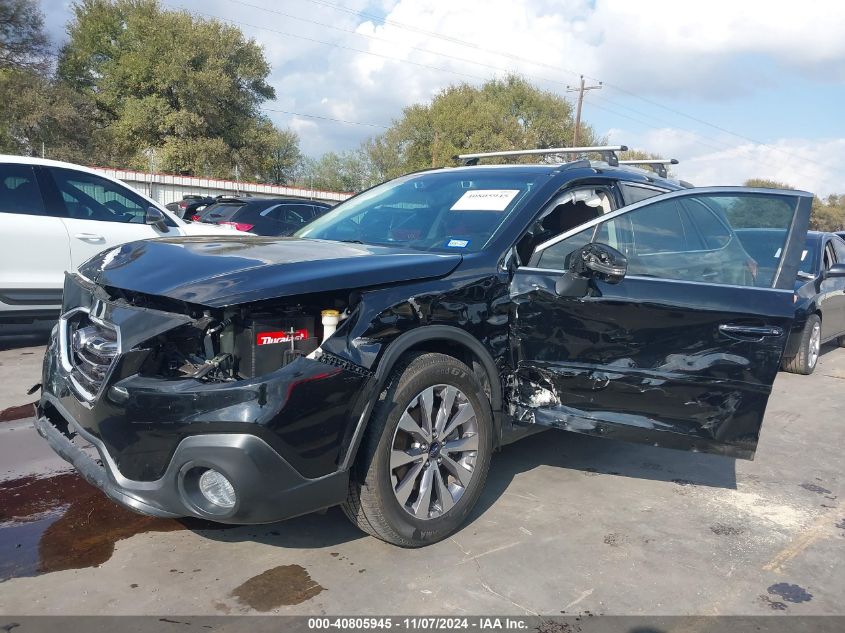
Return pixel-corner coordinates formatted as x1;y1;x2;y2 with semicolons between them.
91;167;351;205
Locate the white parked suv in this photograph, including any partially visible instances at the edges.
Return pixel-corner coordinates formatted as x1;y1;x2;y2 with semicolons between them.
0;155;239;324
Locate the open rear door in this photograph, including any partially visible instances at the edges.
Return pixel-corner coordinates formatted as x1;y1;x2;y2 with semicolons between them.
510;187;813;459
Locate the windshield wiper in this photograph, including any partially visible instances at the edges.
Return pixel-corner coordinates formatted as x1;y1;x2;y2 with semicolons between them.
339;239;365;244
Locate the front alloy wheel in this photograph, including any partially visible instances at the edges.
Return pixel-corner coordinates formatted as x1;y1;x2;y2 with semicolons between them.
343;352;492;547
390;384;479;520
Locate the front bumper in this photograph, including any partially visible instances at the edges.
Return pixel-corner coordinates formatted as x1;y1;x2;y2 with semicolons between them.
37;274;372;523
37;396;349;523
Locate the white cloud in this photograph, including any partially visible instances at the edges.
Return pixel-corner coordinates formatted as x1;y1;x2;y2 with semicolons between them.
38;0;845;181
260;0;845;157
609;127;845;197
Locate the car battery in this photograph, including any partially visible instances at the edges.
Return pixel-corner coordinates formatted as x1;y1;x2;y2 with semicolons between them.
234;315;318;378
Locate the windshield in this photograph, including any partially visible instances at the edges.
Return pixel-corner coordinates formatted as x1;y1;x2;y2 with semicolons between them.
295;170;545;252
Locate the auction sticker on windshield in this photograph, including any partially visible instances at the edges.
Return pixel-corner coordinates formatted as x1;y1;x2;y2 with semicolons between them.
450;189;520;211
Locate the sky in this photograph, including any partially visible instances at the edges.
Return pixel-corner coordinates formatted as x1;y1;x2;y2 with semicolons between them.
40;0;845;196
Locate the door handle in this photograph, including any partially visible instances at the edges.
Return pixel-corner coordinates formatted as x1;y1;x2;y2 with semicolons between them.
719;324;783;337
74;233;105;242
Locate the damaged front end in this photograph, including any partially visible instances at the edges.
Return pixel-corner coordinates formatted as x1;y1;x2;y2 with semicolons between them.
37;272;373;523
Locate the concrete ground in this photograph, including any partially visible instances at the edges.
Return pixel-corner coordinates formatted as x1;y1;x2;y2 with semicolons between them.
0;338;842;616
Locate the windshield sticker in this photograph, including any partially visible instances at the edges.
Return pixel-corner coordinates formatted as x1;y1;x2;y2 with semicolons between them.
445;239;470;248
450;189;520;211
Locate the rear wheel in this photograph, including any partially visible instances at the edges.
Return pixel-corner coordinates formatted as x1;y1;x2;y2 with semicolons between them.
782;314;821;375
343;352;493;547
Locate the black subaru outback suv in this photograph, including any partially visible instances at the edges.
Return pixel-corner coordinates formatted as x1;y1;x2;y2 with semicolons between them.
36;147;813;547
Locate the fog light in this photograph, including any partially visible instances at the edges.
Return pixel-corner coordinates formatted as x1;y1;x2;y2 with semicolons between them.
198;469;236;508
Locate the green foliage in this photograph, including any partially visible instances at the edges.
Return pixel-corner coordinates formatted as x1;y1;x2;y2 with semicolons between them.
57;0;276;178
0;0;51;71
742;178;845;232
0;68;97;162
743;178;792;190
262;128;302;185
298;150;369;192
360;75;598;185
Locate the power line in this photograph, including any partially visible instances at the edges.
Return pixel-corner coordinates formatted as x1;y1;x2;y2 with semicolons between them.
297;0;837;174
179;1;836;181
224;0;569;89
220;0;765;157
212;3;827;180
261;107;389;129
180;6;496;85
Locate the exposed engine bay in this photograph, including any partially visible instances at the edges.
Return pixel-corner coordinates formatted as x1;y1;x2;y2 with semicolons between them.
105;287;358;382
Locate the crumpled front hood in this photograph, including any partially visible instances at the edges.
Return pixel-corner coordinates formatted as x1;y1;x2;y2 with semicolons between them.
80;236;462;307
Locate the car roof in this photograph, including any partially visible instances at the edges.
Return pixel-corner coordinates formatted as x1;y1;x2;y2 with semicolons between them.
213;197;324;205
0;153;185;225
409;160;685;190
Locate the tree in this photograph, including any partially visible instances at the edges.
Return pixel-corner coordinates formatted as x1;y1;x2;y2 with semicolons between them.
298;150;369;192
743;178;845;231
262;128;302;185
0;0;51;72
57;0;276;178
361;75;600;183
0;68;97;162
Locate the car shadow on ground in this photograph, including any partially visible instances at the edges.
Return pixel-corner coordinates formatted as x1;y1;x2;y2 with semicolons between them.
467;430;738;527
192;429;737;550
0;323;52;351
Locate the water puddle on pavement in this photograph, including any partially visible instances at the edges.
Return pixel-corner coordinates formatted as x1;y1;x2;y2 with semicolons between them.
0;472;231;582
230;564;325;611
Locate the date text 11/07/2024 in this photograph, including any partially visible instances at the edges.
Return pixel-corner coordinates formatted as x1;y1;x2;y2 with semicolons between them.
307;617;528;630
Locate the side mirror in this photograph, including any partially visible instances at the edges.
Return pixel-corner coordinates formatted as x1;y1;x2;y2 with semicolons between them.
824;262;845;279
572;242;627;284
145;206;170;232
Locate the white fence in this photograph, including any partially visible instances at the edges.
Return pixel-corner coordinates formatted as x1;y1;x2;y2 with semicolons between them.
92;167;351;205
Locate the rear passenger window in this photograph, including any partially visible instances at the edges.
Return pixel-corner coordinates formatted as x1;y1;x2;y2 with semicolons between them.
620;183;667;205
0;164;51;216
823;242;836;270
279;205;312;224
258;204;283;218
833;238;845;263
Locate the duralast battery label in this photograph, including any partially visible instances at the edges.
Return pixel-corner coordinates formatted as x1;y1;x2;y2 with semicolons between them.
256;329;309;345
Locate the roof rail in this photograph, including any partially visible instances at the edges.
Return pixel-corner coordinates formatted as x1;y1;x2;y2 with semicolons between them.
455;145;629;167
617;158;678;179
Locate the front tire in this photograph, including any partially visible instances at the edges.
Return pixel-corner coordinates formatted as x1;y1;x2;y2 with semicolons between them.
782;314;821;375
343;352;493;547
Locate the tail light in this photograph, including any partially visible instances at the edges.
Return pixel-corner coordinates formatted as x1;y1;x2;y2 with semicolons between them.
191;214;201;221
221;222;254;232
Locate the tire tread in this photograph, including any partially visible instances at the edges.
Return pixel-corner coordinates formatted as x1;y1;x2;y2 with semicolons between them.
342;352;489;547
782;314;820;375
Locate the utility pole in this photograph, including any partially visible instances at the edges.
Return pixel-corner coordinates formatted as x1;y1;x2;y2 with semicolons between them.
566;75;602;146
